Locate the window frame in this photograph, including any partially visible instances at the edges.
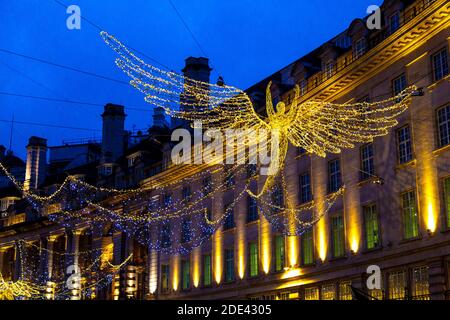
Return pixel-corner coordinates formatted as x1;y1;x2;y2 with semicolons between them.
431;47;449;82
396;125;413;164
330;213;345;258
299;172;313;204
436;104;450;148
362;203;381;250
401;189;420;240
360;143;375;181
328;159;342;193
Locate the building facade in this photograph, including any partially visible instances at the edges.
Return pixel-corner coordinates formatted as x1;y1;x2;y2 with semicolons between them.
0;0;449;300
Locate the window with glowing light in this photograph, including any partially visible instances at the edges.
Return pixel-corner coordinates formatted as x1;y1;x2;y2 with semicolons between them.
363;204;380;250
203;254;212;286
388;270;406;300
301;228;314;265
401;190;419;239
412;266;430;300
397;125;413;164
328;159;342;193
248;242;259;277
444;177;450;229
299;172;312;204
339;281;353;300
181;260;190;290
437;105;450;148
224;249;235;282
274;235;285;272
331;214;345;258
360;143;375;181
304;287;319;300
432;48;448;82
321;283;336;300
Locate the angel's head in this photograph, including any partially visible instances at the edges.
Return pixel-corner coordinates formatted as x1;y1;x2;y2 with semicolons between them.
275;101;286;115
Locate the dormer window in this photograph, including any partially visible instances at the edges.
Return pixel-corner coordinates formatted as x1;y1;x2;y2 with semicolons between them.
325;61;334;79
300;80;307;96
100;164;113;177
354;38;366;59
389;11;400;34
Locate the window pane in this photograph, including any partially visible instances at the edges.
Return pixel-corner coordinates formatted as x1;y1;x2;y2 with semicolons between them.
249;243;258;277
247;196;258;222
328;159;342;193
299;173;312;203
182;260;190;290
388;270;406;300
302;228;314;265
225;249;234;282
223;204;235;230
339;281;352;300
304;287;319;300
321;283;336;300
275;235;285;271
397;126;413;164
161;264;169;292
402;191;419;239
437;105;450;147
360;143;374;180
331;215;345;257
433;49;449;81
363;204;379;249
412;266;430;300
203;255;212;286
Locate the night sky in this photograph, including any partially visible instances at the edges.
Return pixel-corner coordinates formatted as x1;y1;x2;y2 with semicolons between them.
0;0;382;159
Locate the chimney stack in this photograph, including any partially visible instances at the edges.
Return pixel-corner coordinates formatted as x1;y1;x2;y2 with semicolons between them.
101;104;126;163
172;57;212;128
24;136;47;190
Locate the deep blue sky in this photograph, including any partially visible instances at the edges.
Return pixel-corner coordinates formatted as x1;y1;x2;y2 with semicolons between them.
0;0;382;159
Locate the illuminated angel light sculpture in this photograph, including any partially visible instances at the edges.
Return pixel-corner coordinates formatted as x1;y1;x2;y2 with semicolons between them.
101;31;417;199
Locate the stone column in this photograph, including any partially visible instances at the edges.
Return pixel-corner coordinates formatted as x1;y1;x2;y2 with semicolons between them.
0;247;6;275
46;235;58;280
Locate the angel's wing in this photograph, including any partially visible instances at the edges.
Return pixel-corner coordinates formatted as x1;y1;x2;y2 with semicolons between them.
101;31;265;130
287;87;417;157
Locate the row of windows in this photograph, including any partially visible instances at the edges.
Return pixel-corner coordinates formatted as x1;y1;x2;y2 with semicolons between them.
159;172;450;291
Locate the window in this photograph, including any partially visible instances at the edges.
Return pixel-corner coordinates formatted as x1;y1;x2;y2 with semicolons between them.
299;173;312;203
402;190;419;239
203;254;212;286
182;186;191;202
328;159;342;193
181;218;192;243
397;126;413;164
161;224;171;248
360;143;374;181
246;196;258;223
363;204;380;250
247;164;257;178
325;61;334;78
202;176;212;195
301;228;314;265
304;287;319;300
271;184;284;214
389;11;400;34
300;80;307;96
274;235;285;272
339;281;352;300
437;105;450;147
412;266;430;300
163;193;172;208
444;177;450;229
248;242;258;277
331;214;345;258
225;170;235;188
388;270;406;300
354;38;366;58
224;249;234;282
432;48;448;82
161;264;169;292
393;74;407;96
181;260;190;290
321;284;336;300
223;204;235;230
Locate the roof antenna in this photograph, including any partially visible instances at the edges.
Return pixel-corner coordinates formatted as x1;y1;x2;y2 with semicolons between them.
9;113;14;152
